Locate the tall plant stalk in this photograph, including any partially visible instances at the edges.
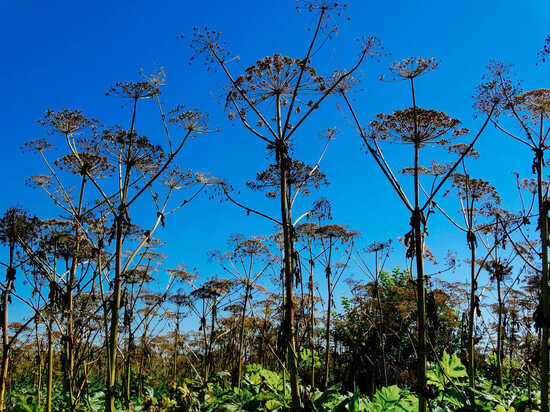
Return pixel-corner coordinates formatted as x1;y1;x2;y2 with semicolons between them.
476;67;550;410
341;57;496;409
27;69;209;409
278;140;301;405
211;235;273;388
0;242;14;412
0;209;37;411
191;6;377;408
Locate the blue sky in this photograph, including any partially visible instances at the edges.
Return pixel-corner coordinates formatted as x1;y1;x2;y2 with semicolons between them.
1;1;549;327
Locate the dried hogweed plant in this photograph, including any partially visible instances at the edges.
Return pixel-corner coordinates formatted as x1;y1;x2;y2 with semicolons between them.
209;234;273;389
349;238;393;386
0;208;41;412
476;61;550;409
24;67;219;411
442;171;506;393
339;56;497;411
185;4;380;409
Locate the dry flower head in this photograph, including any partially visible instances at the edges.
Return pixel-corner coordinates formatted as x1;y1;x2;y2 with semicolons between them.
369;107;468;148
384;57;439;81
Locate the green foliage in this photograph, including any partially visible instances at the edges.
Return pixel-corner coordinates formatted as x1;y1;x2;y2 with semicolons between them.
379;266;409;290
244;363;288;394
483;353;523;387
9;394;43;412
361;386;418;412
427;351;468;390
4;363;540;412
299;348;321;368
309;383;350;411
83;390;105;412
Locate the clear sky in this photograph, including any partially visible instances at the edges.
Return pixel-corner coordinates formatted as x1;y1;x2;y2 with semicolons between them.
1;1;549;327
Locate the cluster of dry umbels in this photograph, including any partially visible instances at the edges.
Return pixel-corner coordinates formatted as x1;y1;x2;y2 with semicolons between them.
3;1;550;411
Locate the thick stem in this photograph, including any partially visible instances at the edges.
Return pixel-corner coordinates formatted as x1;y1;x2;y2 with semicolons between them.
0;354;7;412
46;319;53;412
105;98;138;411
538;149;550;412
106;212;124;412
207;304;217;380
64;236;79;408
375;283;388;387
411;77;427;412
309;257;315;388
125;321;134;406
413;209;427;412
324;271;331;387
496;274;503;387
35;326;42;406
0;243;14;411
278;142;300;410
202;305;209;381
467;238;477;406
46;247;58;412
323;239;333;388
237;284;251;389
173;320;179;383
325;237;333;388
62;172;86;409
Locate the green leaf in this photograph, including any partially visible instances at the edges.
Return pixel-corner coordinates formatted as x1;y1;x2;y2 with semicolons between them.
144;386;155;400
442;387;467;408
394;394;419;412
360;386;418;412
245;363;263;373
299;348;321;368
441;352;468;380
492;406;516;412
212;390;254;412
312;383;345;410
244;373;262;386
259;369;284;391
10;395;43;412
256;392;278;401
373;385;401;407
265;399;283;410
427;351;467;390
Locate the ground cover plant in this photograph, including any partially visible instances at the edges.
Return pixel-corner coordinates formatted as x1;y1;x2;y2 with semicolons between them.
0;0;549;411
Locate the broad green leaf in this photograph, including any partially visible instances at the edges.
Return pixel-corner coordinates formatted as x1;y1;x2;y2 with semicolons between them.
260;369;284;391
244;373;262;386
212;390;254;412
265;399;283;410
441;352;467;379
256;391;279;401
245;363;263;373
442;387;467;408
312;383;347;411
373;385;401;407
428;351;467;390
360;386;417;412
394;394;419;412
